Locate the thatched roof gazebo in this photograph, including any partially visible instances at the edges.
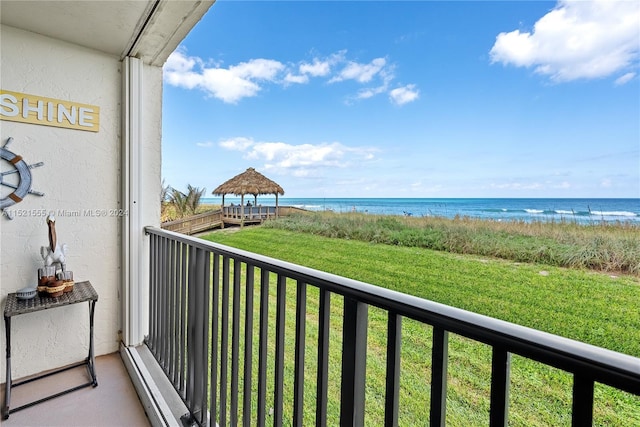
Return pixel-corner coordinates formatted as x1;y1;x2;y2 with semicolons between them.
212;167;285;213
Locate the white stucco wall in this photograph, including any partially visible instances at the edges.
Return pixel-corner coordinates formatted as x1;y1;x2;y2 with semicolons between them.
1;24;162;381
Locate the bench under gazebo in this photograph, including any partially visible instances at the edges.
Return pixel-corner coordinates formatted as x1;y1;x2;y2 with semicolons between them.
212;167;285;226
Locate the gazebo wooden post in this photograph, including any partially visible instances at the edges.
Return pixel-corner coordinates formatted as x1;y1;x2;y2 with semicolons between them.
253;195;257;219
253;194;259;220
240;194;245;228
220;194;226;226
276;194;279;219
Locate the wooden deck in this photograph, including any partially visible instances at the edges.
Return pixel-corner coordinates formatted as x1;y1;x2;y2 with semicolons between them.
161;209;224;235
161;205;307;235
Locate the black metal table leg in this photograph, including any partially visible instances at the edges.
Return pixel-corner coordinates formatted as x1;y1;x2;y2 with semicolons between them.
3;315;11;420
88;300;98;387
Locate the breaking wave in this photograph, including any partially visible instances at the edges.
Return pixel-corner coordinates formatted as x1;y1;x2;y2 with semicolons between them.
517;209;638;218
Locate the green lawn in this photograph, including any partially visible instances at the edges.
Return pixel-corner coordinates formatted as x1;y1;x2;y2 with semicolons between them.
201;227;640;426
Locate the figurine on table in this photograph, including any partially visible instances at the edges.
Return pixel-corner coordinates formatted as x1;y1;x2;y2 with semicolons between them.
38;214;73;296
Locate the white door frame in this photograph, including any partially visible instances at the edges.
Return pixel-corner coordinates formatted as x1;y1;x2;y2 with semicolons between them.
121;56;145;346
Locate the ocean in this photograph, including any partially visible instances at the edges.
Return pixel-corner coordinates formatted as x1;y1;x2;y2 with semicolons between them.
201;198;640;224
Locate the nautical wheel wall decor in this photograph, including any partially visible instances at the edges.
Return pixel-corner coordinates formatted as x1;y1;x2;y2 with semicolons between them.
1;136;44;219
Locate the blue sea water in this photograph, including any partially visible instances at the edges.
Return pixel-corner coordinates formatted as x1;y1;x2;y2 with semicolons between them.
201;198;640;224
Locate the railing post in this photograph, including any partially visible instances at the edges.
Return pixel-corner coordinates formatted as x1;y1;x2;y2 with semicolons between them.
210;254;220;425
147;233;157;351
159;236;167;369
430;327;448;427
187;247;209;424
385;313;401;427
257;269;269;427
179;241;188;395
185;245;196;413
489;347;510;427
572;374;594;426
199;251;211;424
340;297;368;427
293;281;307;427
220;256;230;427
274;275;287;427
168;238;176;382
231;259;241;426
316;289;330;427
242;266;255;427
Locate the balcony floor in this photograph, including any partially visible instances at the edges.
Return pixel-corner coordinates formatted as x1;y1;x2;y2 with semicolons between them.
1;352;150;426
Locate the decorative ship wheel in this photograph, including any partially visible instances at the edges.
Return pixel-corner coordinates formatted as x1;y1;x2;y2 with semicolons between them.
1;137;44;219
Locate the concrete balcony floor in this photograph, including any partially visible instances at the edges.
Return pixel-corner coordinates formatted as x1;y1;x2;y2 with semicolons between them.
1;352;150;426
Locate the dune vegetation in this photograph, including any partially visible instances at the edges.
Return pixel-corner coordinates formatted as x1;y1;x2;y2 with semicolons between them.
262;212;640;276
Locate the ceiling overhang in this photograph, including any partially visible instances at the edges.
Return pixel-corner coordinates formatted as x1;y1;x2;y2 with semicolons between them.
0;0;214;66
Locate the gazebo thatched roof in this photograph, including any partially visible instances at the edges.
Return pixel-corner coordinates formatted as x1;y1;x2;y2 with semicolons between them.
212;167;285;197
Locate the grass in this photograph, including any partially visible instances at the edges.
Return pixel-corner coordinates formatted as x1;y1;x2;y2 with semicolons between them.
201;225;640;426
263;212;640;275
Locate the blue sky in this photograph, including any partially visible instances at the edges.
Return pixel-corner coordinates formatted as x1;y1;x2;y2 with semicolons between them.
162;0;640;199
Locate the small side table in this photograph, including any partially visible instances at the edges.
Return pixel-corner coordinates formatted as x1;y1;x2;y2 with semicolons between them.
3;280;98;419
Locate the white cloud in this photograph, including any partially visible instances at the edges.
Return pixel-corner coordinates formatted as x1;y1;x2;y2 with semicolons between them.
491;182;543;190
299;51;346;77
165;48;418;105
219;137;255;151
389;84;420;105
600;178;612;188
490;0;640;82
284;73;309;84
164;50;202;74
252;142;347;168
218;137;378;176
163;65;202;90
196;141;215;147
200;68;262;103
300;59;331;77
164;51;280;103
356;83;389;101
615;72;636;86
231;59;284;80
330;57;387;83
354;68;396;101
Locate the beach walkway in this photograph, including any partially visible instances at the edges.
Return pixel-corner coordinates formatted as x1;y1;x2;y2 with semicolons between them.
161;205;305;235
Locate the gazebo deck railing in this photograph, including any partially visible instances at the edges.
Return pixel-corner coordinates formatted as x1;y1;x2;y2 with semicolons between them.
144;226;640;427
222;205;277;220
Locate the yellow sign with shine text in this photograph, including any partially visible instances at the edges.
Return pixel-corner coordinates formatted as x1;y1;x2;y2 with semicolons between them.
0;90;100;132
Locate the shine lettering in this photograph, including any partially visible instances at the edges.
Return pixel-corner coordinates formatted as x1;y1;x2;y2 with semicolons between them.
0;90;100;132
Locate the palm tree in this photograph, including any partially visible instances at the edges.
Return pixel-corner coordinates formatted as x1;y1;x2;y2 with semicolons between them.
186;184;206;216
169;188;189;218
160;180;172;221
160;179;170;203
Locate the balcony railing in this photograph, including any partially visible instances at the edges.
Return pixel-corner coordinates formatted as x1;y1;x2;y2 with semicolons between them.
144;226;640;426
